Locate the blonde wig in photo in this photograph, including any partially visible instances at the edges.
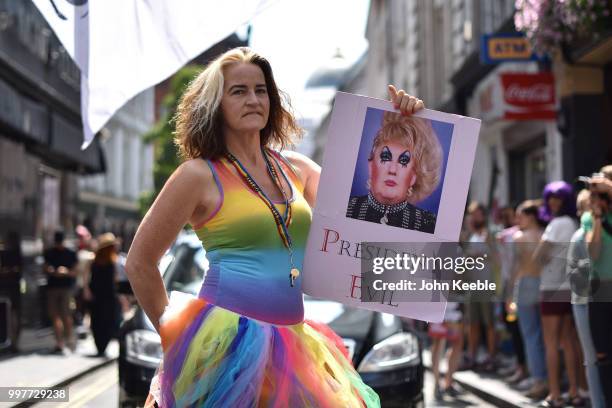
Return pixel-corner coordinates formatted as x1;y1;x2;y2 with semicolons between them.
174;47;302;160
368;111;443;203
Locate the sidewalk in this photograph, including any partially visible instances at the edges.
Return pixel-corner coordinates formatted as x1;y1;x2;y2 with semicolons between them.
0;326;118;408
423;349;533;408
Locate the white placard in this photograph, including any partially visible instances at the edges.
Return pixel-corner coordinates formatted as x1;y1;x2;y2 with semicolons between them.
303;92;481;322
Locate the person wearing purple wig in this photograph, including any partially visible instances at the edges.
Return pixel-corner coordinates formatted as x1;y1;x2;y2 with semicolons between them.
533;181;582;407
539;181;578;224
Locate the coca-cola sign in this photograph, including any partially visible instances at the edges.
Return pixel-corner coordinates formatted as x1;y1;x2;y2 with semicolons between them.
501;73;555;107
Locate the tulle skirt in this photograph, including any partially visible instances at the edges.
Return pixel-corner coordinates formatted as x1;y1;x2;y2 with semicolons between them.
145;292;380;408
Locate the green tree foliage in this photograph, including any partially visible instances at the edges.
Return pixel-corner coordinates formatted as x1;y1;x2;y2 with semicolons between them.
139;65;202;217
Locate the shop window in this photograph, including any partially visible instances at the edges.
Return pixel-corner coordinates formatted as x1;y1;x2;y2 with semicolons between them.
508;135;547;203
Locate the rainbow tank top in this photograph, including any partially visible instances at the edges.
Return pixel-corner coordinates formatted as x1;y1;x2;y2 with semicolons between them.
191;151;312;325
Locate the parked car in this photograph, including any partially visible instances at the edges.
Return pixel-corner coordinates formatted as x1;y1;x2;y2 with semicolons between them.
118;231;424;407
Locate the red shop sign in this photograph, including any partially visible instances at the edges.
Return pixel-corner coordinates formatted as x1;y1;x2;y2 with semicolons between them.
500;72;556;120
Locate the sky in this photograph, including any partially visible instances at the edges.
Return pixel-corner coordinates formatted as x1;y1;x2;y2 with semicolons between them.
248;0;370;115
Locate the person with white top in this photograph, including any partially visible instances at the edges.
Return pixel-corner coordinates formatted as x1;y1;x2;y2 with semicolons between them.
534;181;582;408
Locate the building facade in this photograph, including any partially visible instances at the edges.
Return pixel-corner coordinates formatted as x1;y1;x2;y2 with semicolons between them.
77;90;155;251
0;1;158;328
0;0;106;245
308;53;367;164
362;0;610;212
553;29;612;184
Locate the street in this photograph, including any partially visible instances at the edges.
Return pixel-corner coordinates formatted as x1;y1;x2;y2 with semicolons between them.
33;363;118;408
0;324;535;407
423;371;495;408
28;361;495;408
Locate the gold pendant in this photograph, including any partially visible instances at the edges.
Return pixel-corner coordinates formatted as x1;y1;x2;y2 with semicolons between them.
290;268;300;287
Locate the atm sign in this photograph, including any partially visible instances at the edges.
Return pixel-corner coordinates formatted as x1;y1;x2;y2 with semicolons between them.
481;34;538;64
489;38;532;59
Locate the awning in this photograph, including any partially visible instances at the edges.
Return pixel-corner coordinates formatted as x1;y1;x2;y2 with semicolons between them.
48;113;106;174
24;129;106;175
570;31;612;66
0;77;105;174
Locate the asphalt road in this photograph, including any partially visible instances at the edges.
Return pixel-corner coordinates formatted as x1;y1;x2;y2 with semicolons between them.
423;370;495;407
31;361;495;407
32;362;118;408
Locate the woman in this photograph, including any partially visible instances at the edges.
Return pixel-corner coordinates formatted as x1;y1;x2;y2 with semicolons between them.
346;111;441;233
85;232;122;356
534;181;581;408
512;200;548;400
125;47;424;407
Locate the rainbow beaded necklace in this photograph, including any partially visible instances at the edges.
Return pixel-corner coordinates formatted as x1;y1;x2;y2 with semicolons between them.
225;147;300;287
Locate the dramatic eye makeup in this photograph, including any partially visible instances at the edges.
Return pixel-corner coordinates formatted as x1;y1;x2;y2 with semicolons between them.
379;146;392;162
398;151;411;167
379;146;411;167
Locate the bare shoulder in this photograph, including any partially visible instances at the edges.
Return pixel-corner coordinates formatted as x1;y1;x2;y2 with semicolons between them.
282;150;320;176
157;158;215;209
175;158;214;183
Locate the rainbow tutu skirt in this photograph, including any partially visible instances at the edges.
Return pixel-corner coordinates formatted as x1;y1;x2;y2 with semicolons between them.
146;292;380;408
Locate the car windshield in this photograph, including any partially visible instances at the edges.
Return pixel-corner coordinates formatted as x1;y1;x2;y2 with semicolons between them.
163;244;207;295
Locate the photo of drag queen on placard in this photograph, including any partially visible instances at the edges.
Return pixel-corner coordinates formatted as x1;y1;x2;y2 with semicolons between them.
346;108;452;234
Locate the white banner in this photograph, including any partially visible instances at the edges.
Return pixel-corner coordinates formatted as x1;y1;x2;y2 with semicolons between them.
31;0;275;149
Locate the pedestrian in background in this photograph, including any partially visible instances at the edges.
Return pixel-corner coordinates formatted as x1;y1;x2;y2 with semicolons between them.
0;231;23;354
463;201;497;372
512;200;548;400
84;233;122;357
74;224;95;339
567;189;604;408
534;181;581;407
114;238;134;314
584;165;612;407
429;303;464;401
496;205;528;384
43;230;78;354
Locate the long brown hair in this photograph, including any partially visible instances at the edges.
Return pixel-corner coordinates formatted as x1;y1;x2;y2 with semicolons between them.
174;47;302;160
93;245;117;266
